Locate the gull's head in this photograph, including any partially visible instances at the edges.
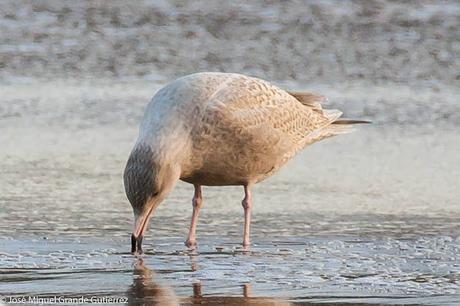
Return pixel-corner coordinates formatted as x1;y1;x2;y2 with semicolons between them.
123;144;179;254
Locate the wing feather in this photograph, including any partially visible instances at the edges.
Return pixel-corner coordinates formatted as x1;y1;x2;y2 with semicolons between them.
287;91;326;114
205;75;333;147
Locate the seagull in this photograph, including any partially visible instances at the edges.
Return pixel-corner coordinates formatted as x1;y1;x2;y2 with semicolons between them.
124;72;369;254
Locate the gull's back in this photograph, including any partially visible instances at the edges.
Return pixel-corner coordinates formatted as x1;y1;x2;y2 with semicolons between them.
137;72;348;186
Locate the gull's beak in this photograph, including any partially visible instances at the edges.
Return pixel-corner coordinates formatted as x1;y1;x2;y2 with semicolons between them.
131;233;143;254
127;168;180;255
131;207;154;254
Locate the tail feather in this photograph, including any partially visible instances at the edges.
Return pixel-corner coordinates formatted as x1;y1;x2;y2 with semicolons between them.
323;109;343;123
305;115;371;145
305;123;353;145
289;88;372;145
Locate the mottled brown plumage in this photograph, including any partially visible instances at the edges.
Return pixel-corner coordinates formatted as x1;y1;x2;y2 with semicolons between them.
124;72;368;253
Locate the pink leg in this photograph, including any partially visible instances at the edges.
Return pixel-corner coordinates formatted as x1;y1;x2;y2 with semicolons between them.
185;184;202;248
243;283;252;297
242;184;253;248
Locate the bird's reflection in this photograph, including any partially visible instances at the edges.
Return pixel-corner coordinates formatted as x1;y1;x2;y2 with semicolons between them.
127;258;180;306
187;282;291;305
127;258;292;306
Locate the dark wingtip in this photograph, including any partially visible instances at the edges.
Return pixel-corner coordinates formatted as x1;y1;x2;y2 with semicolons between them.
333;119;372;125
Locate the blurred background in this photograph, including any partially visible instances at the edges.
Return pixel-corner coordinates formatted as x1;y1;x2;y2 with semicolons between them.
1;1;459;305
1;0;459;125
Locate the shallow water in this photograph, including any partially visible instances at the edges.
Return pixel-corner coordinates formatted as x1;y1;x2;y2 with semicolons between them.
1;79;460;305
1;216;459;305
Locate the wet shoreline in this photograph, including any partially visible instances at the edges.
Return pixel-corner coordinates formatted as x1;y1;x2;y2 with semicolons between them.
2;227;459;305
